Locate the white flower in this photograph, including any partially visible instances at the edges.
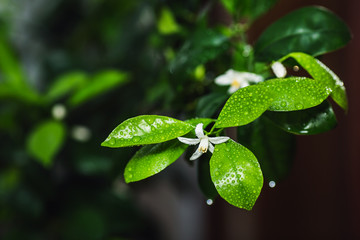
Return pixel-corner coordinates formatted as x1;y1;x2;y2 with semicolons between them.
215;69;263;94
178;123;230;160
271;61;287;78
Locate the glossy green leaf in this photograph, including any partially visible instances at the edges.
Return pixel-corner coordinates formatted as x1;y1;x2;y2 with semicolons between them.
216;77;331;128
101;115;194;148
281;52;348;111
47;71;88;101
27;121;66;167
157;7;180;35
255;6;351;61
169;29;230;73
264;77;331;111
220;0;278;21
210;140;263;210
215;84;272;128
265;100;337;135
238;117;295;181
69;70;129;107
196;92;228;118
124;140;187;183
197;154;218;200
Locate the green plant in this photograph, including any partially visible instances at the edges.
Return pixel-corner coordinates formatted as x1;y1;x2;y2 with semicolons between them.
101;4;351;210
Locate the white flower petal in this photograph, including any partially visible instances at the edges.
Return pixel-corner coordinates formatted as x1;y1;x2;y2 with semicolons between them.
209;136;230;144
242;72;263;83
195;123;205;138
177;137;200;145
198;136;209;153
208;142;214;153
214;74;233;85
271;62;287;78
228;85;240;94
190;149;203;160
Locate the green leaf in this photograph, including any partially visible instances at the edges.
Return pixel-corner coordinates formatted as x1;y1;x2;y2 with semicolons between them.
69;70;129;107
281;52;348;111
216;77;331;128
254;6;351;61
196;92;228;118
215;84;272;128
47;71;88;101
124;140;187;183
210;140;263;210
264;77;331;111
265;100;337;135
27;120;66;167
169;29;230;74
220;0;278;21
157;7;180;35
101;115;194;148
238;117;295;181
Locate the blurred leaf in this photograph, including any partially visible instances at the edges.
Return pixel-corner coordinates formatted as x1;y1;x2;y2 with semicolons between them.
196;92;228;118
157;7;180;35
47;71;88;101
238;117;295;181
27;120;66;167
101;115;194;148
265;100;337;135
255;6;352;61
69;70;129;107
169;29;230;74
216;77;331;128
220;0;278;21
197;154;218;200
0;35;26;89
210;140;263;210
124;139;187;183
281;52;348;111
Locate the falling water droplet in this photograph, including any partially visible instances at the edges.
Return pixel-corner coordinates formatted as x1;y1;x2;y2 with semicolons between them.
269;181;276;188
293;65;300;72
206;199;213;205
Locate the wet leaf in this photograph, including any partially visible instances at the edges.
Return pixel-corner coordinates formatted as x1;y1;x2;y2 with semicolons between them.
210;140;263;210
281;52;348;111
27;121;66;167
216;77;330;128
265;100;337;135
124;140;187;183
255;6;351;61
101;115;194;148
215;84;272;128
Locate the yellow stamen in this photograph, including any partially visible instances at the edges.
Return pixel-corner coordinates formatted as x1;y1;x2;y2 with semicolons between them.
231;79;241;88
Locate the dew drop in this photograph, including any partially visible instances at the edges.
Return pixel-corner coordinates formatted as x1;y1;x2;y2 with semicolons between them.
129;174;133;179
295;103;303;110
206;199;213;205
132;136;141;142
108;138;116;146
269;181;276;188
280;101;287;107
215;171;220;176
